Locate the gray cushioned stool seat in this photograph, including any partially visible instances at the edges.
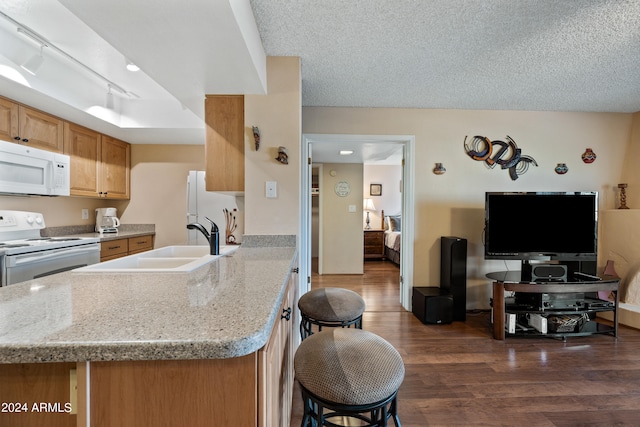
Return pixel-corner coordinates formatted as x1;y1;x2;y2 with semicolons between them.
298;287;366;339
294;328;404;426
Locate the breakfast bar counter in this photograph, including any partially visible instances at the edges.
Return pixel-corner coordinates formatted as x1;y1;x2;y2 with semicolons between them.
0;246;297;363
1;243;299;426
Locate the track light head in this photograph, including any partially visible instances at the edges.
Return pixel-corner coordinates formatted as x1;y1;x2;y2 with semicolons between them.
105;85;114;109
21;45;44;75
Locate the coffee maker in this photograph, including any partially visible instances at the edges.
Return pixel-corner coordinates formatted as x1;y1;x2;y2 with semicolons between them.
95;207;121;233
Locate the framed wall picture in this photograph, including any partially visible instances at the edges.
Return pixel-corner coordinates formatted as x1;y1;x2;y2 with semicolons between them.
370;183;382;196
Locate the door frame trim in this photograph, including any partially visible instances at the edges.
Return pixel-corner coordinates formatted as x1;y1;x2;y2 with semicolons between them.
300;133;415;310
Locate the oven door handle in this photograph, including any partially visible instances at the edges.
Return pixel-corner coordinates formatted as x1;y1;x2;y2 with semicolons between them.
6;245;100;267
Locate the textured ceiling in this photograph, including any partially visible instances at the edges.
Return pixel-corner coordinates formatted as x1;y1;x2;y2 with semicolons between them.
0;0;638;153
250;0;640;113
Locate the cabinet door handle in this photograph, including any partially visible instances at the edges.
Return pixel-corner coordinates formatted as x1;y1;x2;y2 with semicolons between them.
13;136;20;140
291;267;299;274
281;307;292;321
22;138;28;142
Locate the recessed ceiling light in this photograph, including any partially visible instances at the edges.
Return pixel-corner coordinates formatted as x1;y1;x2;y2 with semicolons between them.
126;61;140;72
340;150;353;155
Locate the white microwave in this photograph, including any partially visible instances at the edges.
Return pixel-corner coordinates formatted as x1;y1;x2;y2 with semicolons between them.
0;140;70;196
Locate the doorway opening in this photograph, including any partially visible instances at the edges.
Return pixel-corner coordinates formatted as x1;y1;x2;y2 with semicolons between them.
300;134;415;310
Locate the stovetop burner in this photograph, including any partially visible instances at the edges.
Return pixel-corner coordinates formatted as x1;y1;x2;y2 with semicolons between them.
0;210;100;257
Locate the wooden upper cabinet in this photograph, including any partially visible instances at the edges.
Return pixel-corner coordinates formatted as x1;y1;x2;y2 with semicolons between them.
0;97;19;141
0;98;63;152
19;106;64;152
64;122;101;197
204;95;244;192
100;135;130;199
63;123;130;199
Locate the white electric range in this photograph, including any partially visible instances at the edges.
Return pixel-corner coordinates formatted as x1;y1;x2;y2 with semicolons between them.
0;210;100;286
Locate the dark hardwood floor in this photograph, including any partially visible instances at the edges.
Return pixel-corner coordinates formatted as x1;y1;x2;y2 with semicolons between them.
290;259;640;427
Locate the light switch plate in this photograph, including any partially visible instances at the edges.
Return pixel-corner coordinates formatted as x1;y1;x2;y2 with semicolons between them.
266;181;277;198
82;209;89;220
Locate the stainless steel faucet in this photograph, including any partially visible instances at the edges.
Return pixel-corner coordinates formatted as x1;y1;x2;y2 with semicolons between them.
186;216;220;255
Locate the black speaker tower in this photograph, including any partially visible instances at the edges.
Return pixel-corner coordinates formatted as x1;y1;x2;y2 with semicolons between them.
440;236;467;321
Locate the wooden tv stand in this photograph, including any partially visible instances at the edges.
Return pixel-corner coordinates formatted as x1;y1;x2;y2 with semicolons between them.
489;271;619;340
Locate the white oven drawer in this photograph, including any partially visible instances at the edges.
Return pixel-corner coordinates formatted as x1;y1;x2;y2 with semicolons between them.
3;244;100;286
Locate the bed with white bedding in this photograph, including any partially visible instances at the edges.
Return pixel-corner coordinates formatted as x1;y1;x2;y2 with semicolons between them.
382;210;401;265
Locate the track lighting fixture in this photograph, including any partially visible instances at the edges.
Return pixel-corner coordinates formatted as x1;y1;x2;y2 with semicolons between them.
3;11;132;97
21;45;44;75
105;85;115;109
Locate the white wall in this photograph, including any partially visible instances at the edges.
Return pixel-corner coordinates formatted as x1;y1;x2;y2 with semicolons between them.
363;165;402;229
244;57;301;236
321;163;364;274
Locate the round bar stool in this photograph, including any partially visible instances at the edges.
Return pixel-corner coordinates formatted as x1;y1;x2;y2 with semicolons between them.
294;328;404;427
298;287;366;340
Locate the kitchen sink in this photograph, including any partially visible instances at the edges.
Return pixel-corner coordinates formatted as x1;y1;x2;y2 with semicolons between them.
73;245;238;273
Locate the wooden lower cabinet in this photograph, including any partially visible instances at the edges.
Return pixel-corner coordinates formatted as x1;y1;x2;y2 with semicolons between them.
126;235;154;255
87;357;257;427
86;269;296;427
259;264;297;427
99;238;128;261
0;362;77;427
100;235;154;261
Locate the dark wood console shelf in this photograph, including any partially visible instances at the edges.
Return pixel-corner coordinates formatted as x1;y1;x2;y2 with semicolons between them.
489;271;619;341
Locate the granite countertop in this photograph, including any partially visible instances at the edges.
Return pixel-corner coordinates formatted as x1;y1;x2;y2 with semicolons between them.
0;246;297;364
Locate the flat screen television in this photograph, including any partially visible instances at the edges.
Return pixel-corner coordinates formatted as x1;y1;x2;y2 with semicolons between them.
484;191;598;262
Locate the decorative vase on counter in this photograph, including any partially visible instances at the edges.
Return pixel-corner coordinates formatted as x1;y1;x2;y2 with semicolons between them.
555;163;568;175
582;148;596;164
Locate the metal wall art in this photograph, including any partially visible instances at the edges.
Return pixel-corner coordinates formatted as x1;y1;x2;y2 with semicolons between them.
463;135;537;180
252;126;261;151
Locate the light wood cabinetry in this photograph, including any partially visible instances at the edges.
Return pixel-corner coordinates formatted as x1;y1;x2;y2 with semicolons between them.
0;362;77;427
127;235;154;255
204;95;244;192
63;124;130;199
88;357;257;427
0;97;64;152
259;262;297;427
100;235;154;261
64;123;100;197
364;229;385;259
100;238;128;261
100;135;130;199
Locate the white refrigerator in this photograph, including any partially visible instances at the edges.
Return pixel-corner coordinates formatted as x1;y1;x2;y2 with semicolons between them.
186;171;244;245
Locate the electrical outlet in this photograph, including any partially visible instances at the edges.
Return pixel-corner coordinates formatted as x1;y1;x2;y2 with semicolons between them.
82;209;89;220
